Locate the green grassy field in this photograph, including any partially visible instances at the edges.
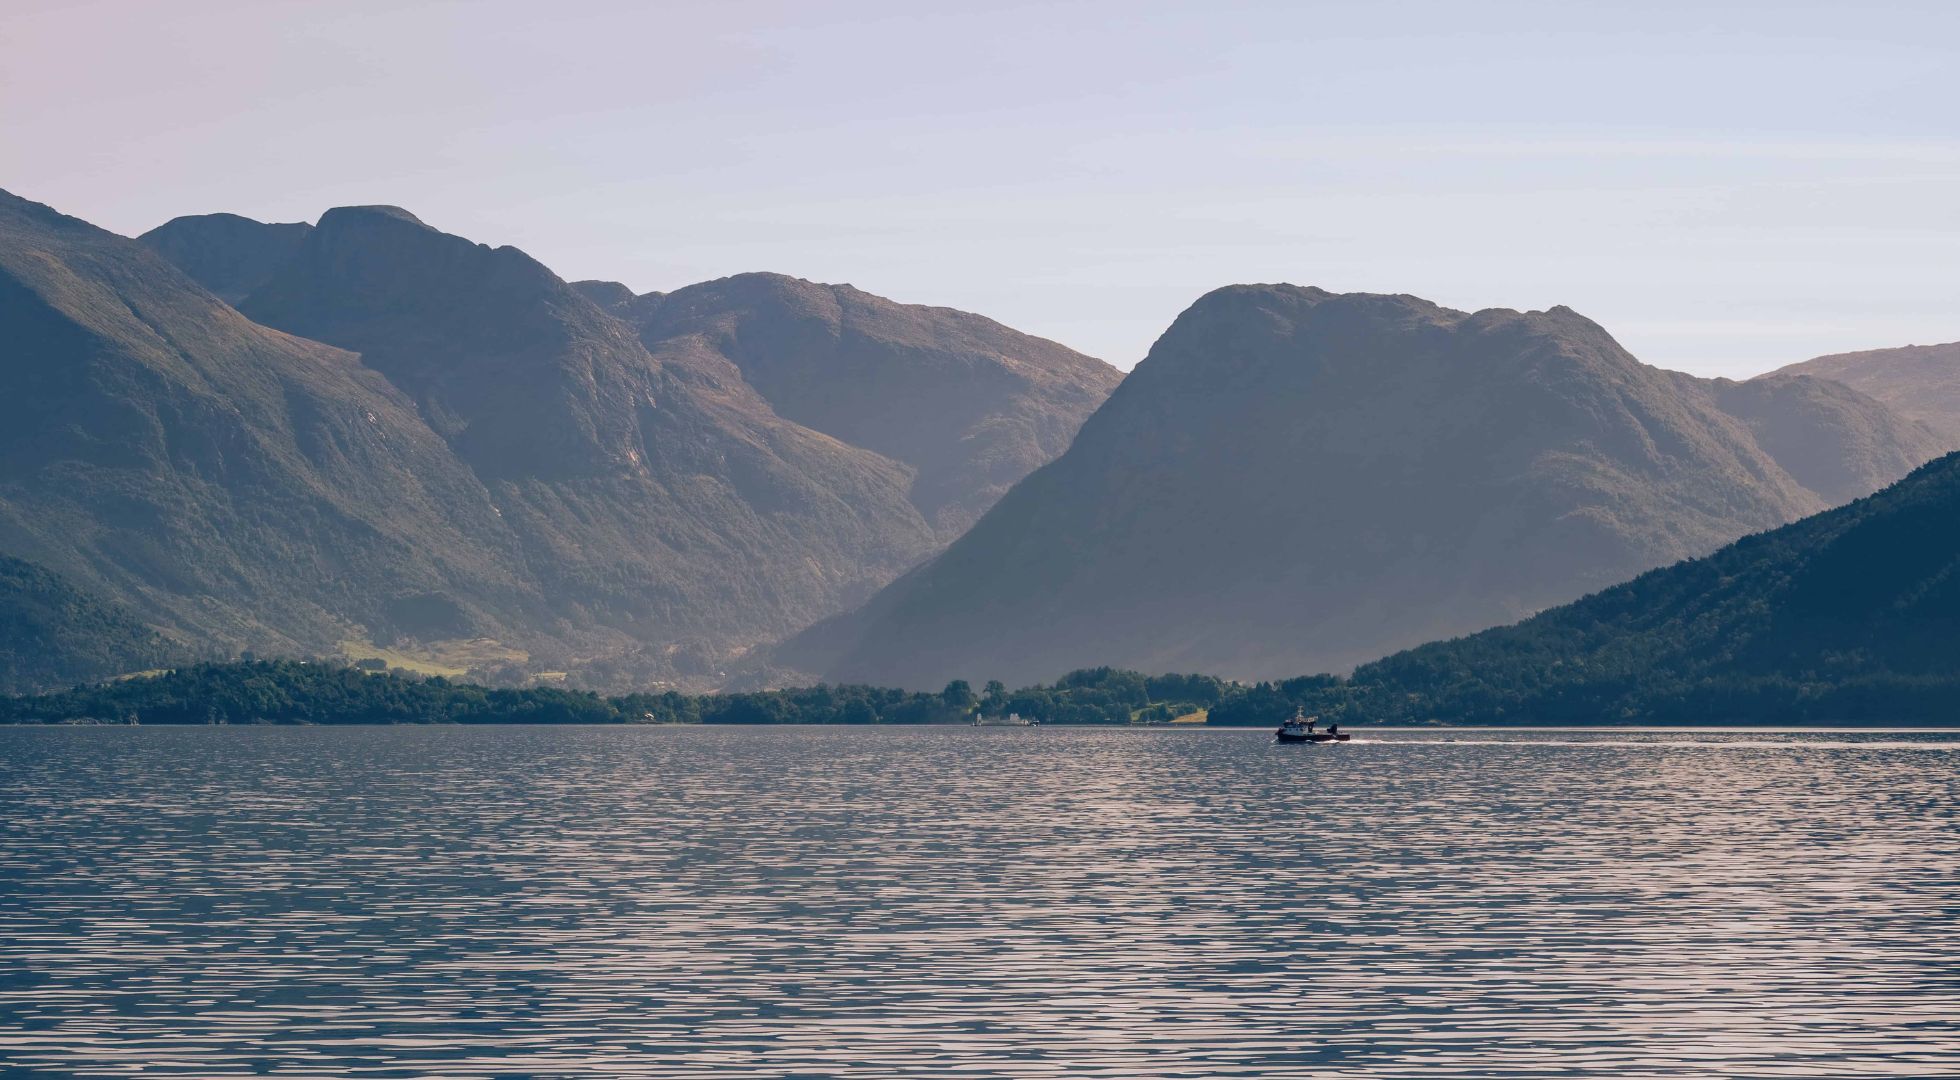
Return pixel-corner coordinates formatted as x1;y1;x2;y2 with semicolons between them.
337;638;527;678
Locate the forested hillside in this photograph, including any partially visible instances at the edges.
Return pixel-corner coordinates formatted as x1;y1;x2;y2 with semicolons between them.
0;557;184;693
1211;451;1960;726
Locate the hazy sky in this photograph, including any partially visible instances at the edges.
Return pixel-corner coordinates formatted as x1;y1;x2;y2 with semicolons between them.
4;0;1955;374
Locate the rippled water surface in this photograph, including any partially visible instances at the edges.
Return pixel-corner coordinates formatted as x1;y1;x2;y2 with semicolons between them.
2;726;1957;1078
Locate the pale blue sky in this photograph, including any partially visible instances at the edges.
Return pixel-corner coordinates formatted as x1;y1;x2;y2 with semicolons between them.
4;0;1955;374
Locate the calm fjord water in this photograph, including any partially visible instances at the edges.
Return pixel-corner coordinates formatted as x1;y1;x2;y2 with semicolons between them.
1;726;1956;1078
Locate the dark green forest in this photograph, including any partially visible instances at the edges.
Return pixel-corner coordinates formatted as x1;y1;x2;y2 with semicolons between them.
0;661;1238;727
1249;451;1960;727
0;557;185;694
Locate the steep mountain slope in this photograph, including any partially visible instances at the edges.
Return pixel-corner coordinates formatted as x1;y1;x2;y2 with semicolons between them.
629;273;1123;535
1766;342;1960;445
0;189;542;658
814;285;1941;689
1293;451;1960;725
137;212;313;304
0;555;185;694
235;206;937;659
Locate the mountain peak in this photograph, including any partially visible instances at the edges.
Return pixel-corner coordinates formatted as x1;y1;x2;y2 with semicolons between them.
570;278;637;310
318;204;428;228
137;212;314;304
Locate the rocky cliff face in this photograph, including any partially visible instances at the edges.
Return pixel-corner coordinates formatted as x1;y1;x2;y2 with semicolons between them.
810;285;1944;689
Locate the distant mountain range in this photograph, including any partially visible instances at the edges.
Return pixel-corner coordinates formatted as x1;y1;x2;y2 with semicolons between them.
1770;342;1960;446
0;190;1115;691
4;188;1954;702
1268;448;1960;725
801;285;1946;690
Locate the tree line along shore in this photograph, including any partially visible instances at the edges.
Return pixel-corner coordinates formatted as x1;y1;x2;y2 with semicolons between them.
7;655;1959;728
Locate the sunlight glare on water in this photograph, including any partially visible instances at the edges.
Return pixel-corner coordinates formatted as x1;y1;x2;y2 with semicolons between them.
1;725;1956;1078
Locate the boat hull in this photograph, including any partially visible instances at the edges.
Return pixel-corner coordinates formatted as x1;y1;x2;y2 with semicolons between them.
1275;732;1349;744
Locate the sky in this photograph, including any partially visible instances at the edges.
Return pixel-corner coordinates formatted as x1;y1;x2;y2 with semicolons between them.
3;0;1956;375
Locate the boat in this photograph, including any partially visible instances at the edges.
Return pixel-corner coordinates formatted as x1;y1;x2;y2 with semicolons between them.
1275;710;1348;743
974;712;1037;727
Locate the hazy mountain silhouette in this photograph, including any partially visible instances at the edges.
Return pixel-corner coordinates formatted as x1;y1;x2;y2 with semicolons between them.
137;212;312;304
1707;372;1945;505
622;272;1123;536
809;285;1943;689
1766;341;1960;446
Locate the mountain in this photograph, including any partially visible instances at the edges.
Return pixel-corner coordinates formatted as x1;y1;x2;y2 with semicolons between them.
0;189;543;662
146;214;1120;543
810;285;1943;690
1269;450;1960;726
1766;342;1960;446
1704;372;1945;506
624;273;1123;535
12;192;1026;686
0;555;185;693
137;212;313;304
231;204;939;663
130;210;1116;681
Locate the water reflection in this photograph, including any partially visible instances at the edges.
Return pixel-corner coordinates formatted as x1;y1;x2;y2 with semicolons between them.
1;726;1956;1077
